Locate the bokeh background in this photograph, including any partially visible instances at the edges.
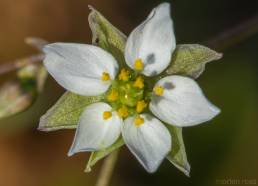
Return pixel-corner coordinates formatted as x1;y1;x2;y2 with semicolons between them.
0;0;257;186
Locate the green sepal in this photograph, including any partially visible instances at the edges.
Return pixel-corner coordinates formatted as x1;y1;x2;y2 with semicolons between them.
88;6;127;67
166;44;222;78
85;137;124;172
166;125;190;177
38;92;104;131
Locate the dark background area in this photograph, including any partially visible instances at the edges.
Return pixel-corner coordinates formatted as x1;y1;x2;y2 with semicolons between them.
0;0;257;186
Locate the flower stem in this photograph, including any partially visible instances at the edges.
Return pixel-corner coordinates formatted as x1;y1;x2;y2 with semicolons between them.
205;14;258;50
95;150;119;186
0;54;44;75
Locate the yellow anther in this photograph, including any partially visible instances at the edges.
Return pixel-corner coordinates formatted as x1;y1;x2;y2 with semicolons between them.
107;89;119;102
154;86;164;96
118;68;130;81
117;106;129;118
134;58;144;71
133;76;144;89
103;111;112;120
134;116;144;127
101;72;110;81
136;100;147;113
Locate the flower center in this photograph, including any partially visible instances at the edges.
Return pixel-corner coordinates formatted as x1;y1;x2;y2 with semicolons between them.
133;76;144;89
117;106;129;118
119;81;144;107
118;69;130;81
105;68;150;119
107;89;119;102
136;100;147;113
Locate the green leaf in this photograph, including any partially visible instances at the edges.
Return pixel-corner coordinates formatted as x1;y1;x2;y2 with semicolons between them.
0;64;47;119
38;92;104;131
166;44;222;78
88;6;127;67
85;137;124;172
166;125;190;177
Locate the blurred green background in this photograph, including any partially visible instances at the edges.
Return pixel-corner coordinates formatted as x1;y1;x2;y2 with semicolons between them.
0;0;257;186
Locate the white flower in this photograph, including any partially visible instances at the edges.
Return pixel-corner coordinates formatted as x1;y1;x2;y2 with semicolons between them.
43;3;220;173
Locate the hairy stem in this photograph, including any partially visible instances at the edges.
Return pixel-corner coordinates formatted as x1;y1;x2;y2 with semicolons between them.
95;150;119;186
205;14;258;50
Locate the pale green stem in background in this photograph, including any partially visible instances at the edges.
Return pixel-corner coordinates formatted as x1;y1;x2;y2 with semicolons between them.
0;54;44;75
0;37;47;75
95;150;119;186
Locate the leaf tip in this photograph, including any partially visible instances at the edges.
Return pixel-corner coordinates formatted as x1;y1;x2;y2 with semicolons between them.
184;162;191;177
37;126;50;132
84;166;92;173
67;150;74;157
85;153;94;173
171;161;191;177
37;114;48;131
216;52;223;60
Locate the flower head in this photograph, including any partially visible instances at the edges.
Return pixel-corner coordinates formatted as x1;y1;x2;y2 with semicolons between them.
43;3;220;173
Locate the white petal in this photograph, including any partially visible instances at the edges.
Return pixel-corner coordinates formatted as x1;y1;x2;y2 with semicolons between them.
122;114;171;173
43;43;119;96
68;102;122;156
125;3;176;76
150;75;220;127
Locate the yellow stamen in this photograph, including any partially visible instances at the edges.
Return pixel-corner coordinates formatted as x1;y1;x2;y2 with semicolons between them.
134;58;144;71
118;68;130;81
154;86;164;96
134;116;144;127
101;72;110;81
103;111;112;120
117;106;129;118
107;89;119;102
136;100;147;113
133;76;144;89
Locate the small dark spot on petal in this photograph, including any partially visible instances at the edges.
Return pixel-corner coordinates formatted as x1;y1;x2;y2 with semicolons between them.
164;82;175;90
146;53;155;65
